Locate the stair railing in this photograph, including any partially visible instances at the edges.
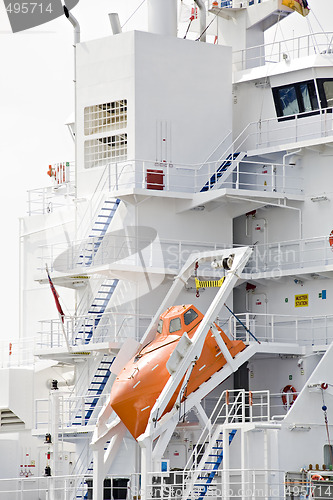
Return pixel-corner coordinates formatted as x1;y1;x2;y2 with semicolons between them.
184;389;248;474
75;163;115;240
194;122;254;192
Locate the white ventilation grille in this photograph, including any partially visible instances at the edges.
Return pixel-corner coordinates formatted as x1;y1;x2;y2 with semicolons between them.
84;134;127;169
0;409;24;430
84;100;127;136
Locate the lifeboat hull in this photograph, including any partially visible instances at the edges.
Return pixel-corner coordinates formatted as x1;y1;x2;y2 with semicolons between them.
110;304;245;439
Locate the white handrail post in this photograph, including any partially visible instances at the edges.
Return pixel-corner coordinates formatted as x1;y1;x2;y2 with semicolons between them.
228;315;233;338
271;315;274;342
81;396;85;425
241;390;245;423
142;161;145;189
236;161;240;189
283;161;286;193
246;313;250;343
249;391;253;422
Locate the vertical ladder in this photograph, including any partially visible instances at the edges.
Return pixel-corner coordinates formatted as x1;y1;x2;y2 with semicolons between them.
77;198;120;267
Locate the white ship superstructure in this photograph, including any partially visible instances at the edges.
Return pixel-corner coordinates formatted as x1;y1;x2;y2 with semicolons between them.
2;1;333;499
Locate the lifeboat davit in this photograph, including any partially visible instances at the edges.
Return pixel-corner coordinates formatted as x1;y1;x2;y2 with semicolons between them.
110;304;246;439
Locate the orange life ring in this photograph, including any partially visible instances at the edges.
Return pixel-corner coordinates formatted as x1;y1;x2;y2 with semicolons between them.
281;385;297;407
329;231;333;248
311;474;324;481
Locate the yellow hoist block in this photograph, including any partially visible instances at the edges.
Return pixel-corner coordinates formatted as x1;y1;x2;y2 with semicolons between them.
195;277;225;289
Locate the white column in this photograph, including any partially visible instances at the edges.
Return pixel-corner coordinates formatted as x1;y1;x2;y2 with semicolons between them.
140;439;153;500
50;389;60;500
222;428;230;500
147;0;177;37
93;447;105;500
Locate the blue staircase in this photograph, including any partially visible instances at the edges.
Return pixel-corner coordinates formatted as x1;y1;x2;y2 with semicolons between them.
75;279;119;345
200;152;244;192
77;198;120;267
193;429;237;500
79;439;111;500
73;355;114;427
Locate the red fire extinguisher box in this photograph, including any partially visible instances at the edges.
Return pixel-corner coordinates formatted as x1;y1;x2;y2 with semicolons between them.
146;169;164;190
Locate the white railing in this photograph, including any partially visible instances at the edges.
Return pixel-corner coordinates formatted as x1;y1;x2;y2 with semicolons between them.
73;157;302;195
0;338;36;368
185;390;270;473
37;312;152;349
202;390;299;423
243;234;333;277
38;237;227;273
1;469;329;500
228;312;333;347
234;32;333;71
0;473;136;500
75;164;118;240
27;162;75;216
248;107;333;151
35;394;109;430
210;0;268;8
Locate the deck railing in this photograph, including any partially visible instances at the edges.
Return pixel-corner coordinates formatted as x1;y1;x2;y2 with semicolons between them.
27;161;75;215
228;312;333;346
35;394;109;430
0;338;35;368
38;237;227;274
243;234;333;277
3;469;330;500
37;312;152;349
233;32;333;71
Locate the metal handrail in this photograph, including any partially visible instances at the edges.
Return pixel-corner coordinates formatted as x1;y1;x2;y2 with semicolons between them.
233;31;333;70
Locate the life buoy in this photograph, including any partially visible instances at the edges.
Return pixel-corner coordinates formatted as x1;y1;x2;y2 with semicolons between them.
281;385;297;407
329;230;333;248
311;474;324;482
321;382;328;390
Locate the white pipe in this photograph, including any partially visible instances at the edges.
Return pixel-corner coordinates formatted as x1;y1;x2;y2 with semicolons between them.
109;13;122;35
63;3;80;44
147;0;177;37
47;368;76;389
194;0;207;42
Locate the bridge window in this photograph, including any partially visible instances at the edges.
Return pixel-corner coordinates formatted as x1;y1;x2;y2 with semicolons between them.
273;80;318;120
317;79;333;109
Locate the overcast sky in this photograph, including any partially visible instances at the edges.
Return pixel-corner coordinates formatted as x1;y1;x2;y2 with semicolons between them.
0;0;332;340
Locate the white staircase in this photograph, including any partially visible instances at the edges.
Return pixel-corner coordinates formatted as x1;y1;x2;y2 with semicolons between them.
182;389;270;500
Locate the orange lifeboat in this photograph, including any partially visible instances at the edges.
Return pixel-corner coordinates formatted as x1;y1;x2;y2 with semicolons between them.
110;304;246;439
